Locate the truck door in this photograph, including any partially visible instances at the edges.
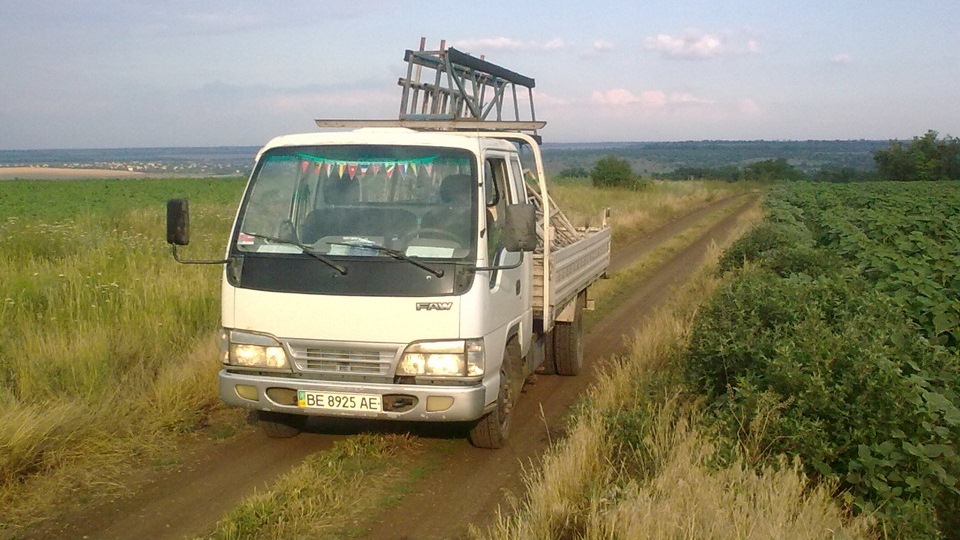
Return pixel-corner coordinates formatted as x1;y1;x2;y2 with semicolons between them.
481;153;530;351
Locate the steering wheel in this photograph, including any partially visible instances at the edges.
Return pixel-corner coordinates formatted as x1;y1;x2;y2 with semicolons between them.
402;227;462;244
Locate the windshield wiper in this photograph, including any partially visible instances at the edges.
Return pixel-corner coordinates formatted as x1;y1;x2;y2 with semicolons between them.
327;241;444;278
242;232;348;275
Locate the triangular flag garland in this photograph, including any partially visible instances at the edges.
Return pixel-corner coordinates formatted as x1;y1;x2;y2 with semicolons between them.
294;153;441;181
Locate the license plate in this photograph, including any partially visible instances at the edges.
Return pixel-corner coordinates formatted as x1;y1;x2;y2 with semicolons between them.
297;390;382;412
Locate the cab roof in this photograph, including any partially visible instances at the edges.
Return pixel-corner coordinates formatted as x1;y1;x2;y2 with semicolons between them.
256;128;518;161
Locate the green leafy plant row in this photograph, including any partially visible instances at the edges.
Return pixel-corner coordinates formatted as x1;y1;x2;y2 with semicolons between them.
685;181;960;539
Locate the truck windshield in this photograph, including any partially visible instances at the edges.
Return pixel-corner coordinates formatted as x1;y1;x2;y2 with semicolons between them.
235;145;477;260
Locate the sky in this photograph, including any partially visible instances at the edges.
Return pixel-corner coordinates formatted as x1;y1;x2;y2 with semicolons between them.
1;0;958;149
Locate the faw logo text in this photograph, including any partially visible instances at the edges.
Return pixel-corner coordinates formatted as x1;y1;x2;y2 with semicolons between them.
416;302;453;311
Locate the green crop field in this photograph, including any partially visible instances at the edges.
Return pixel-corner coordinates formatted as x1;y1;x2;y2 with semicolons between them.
688;181;960;538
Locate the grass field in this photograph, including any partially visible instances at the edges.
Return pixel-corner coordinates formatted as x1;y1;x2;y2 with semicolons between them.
0;177;246;529
0;176;736;533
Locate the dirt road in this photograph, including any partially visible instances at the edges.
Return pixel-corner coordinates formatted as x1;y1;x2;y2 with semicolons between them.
32;192;757;540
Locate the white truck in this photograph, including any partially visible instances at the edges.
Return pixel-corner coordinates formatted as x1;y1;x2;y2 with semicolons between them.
166;41;610;448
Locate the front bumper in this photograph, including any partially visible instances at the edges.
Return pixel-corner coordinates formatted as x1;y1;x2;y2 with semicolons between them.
219;369;490;422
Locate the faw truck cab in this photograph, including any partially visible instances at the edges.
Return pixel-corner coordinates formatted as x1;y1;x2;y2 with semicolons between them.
166;42;610;448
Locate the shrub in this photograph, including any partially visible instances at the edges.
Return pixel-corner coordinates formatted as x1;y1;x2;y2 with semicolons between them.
718;219;842;277
717;221;806;272
591;155;643;189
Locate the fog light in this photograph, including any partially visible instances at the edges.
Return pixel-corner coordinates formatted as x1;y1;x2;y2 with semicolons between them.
235;384;259;401
265;387;298;406
426;396;454;412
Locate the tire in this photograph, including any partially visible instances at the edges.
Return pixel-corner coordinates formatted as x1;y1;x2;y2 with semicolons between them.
469;339;522;449
539;330;557;375
553;292;585;376
257;410;307;438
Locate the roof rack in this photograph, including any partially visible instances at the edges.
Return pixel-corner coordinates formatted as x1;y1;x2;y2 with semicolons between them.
316;38;544;139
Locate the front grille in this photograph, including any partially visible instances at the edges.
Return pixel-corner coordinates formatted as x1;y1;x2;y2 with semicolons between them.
286;340;399;380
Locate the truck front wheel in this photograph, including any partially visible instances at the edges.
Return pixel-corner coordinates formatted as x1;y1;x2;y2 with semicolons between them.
553;291;585;376
257;410;306;438
469;338;522;449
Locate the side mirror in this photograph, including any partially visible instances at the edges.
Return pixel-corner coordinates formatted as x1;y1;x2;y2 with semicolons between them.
166;199;190;246
502;203;538;252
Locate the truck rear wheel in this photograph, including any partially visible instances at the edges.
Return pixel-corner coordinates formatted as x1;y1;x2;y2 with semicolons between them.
539;330;557;375
257;410;306;438
553;292;585;376
469;338;522;449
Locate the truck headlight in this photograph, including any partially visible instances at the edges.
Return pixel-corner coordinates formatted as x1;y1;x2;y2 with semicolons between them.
222;329;289;370
397;339;484;377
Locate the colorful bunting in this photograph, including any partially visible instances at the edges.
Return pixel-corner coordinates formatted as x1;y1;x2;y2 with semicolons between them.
293;153;445;181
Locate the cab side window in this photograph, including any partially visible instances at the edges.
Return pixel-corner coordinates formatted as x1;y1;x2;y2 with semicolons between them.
483;157;510;263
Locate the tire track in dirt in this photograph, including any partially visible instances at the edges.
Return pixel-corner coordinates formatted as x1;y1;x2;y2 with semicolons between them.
23;192;756;540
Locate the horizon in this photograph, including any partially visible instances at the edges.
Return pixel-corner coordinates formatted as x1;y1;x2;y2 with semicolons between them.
0;137;908;154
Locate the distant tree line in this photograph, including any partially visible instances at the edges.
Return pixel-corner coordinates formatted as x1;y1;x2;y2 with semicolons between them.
639;131;959;185
655;158;874;183
543;139;887;173
576;131;960;187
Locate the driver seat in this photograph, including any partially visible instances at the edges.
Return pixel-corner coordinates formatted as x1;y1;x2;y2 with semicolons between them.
419;174;473;244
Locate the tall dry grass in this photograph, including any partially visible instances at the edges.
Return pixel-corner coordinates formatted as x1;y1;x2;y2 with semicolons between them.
549;180;740;245
478;201;874;539
0;180;243;530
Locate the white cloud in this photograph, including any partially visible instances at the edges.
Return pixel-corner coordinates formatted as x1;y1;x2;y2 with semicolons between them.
831;52;854;64
592;40;615;52
643;29;759;60
590;88;713;108
579;39;615;59
452;37;565;52
542;38;564;50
